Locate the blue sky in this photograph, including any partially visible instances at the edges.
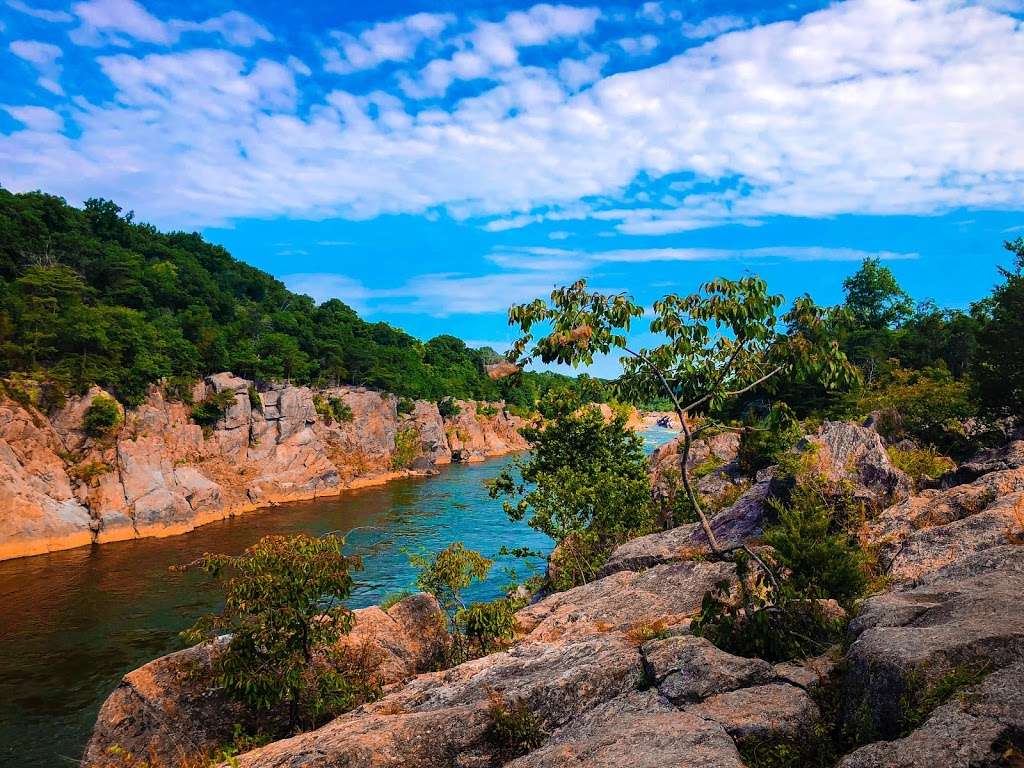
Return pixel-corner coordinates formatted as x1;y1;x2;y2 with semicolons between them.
2;0;1023;375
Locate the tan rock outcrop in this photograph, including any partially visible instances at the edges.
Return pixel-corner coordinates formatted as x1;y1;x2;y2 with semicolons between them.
0;376;526;561
82;594;448;767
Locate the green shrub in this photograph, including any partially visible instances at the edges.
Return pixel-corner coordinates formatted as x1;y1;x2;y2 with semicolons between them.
248;386;262;412
852;366;987;458
737;403;802;476
486;692;546;759
691;578;844;663
329;396;353;423
488;401;654;590
410;542;492;665
764;487;868;609
886;445;955;489
458;598;517;655
178;534;368;733
396;397;414;415
83;395;123;437
190;389;236;430
68;460;112;486
391;425;421;469
476;402;498;417
313;394;353;425
437;397;461;418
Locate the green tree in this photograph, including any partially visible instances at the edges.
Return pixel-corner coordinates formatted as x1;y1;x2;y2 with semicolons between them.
410;542;492;662
179;534;363;732
843;257;914;330
975;237;1024;417
506;277;856;565
488;398;653;588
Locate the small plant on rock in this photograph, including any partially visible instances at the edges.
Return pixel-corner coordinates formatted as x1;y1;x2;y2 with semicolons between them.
83;395;123;437
190;389;236;431
410;542;493;664
437;397;461;418
391;425;421;469
486;691;546;759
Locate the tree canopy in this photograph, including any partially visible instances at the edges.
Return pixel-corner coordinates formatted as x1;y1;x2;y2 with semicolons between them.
0;188;590;407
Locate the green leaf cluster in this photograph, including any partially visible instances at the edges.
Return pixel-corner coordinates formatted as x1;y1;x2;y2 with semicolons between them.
178;533;365;732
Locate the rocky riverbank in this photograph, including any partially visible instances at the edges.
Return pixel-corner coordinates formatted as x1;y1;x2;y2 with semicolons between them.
82;419;1024;768
0;373;529;562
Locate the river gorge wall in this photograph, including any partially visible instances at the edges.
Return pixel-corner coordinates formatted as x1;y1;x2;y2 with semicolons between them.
0;373;529;562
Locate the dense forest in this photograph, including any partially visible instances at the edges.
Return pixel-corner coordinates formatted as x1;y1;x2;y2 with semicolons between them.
0;188;601;408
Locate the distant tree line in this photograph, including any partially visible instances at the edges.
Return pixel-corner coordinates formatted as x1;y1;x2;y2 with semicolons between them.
0;189;608;408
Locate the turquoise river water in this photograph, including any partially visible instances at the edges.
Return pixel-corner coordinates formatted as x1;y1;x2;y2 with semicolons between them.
0;427;676;766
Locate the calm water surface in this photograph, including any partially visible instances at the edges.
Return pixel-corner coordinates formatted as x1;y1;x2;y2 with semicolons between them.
0;427;676;766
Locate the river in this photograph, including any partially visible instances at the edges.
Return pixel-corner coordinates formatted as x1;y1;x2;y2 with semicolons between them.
0;426;676;766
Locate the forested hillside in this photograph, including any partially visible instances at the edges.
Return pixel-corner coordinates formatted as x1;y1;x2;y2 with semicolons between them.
0;189;594;407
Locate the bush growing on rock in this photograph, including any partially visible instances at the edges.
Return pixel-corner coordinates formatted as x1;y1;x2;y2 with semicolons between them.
737;402;803;476
488;398;654;589
410;542;504;663
391;425;421;469
764;479;869;609
177;533;370;733
437;396;460;418
83;395;123;437
189;389;236;430
885;445;955;490
485;691;546;759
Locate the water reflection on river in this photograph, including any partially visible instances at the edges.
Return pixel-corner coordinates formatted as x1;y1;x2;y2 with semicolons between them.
0;426;676;766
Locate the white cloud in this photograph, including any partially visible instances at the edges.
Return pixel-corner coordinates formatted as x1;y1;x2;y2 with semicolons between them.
69;0;271;47
172;12;273;47
323;12;454;74
6;0;73;23
3;0;1024;235
558;52;608;90
9;40;64;93
2;104;64;131
283;242;912;318
399;4;600;97
681;15;748;39
616;34;659;55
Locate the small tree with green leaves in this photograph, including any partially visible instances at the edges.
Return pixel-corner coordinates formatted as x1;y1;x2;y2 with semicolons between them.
410;542;493;663
488;394;654;589
178;533;364;733
507;277;857;590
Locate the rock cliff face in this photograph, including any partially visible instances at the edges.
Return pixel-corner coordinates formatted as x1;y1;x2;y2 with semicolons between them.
0;374;529;561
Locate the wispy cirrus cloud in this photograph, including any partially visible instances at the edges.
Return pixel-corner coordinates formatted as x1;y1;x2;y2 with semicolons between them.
282;243;915;317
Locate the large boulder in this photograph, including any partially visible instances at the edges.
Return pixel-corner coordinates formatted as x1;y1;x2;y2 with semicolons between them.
641;635;774;705
505;691;744;768
941;439;1024;487
842;545;1024;740
599;480;773;576
839;662;1024;768
233;634;641;768
683;682;821;744
83;594;448;767
0;395;93;559
516;559;737;643
867;464;1024;584
806;421;913;512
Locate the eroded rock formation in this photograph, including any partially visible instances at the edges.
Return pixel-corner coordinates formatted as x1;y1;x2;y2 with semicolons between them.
0;374;529;561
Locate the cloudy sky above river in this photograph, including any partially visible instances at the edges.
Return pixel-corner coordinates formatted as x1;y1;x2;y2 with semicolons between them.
2;0;1023;374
